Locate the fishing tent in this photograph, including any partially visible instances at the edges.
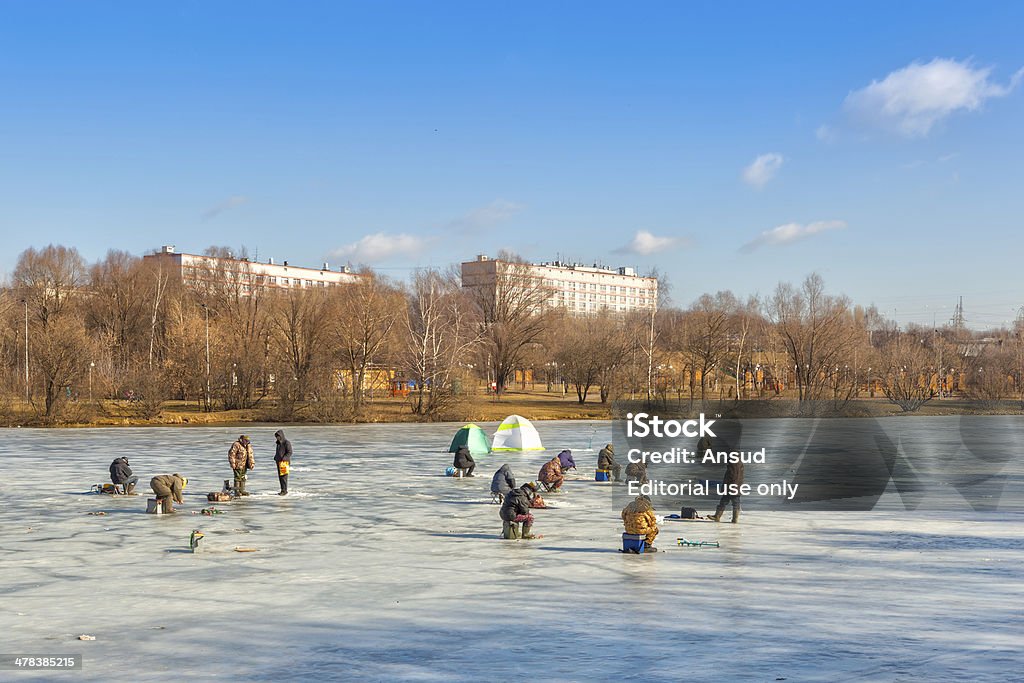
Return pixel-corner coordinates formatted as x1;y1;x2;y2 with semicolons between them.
448;423;491;456
491;414;545;452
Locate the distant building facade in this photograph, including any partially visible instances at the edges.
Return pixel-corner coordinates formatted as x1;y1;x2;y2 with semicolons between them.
461;254;658;314
143;245;362;293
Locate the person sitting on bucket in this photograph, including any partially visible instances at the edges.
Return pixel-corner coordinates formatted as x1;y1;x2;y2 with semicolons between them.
228;435;254;496
150;473;187;513
490;464;516;502
500;482;538;539
452;444;476;477
598;443;621;481
621;495;659;552
109;456;138;495
538;455;564;492
556;449;576;471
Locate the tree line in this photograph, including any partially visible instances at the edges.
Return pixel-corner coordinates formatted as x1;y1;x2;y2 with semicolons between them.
0;245;1021;424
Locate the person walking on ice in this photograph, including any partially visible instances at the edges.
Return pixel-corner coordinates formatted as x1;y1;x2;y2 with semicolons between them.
709;450;743;524
274;430;292;496
228;435;255;496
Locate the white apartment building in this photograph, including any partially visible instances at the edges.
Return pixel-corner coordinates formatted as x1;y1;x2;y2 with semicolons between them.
143;245;362;292
461;255;658;314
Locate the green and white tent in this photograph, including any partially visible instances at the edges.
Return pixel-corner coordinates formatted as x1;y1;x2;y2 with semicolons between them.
491;414;545;452
448;423;491;456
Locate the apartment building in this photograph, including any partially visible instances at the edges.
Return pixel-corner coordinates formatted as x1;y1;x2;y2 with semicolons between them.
143;245;362;292
461;254;658;314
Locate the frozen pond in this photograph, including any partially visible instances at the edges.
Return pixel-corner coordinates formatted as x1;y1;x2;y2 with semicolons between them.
1;419;1022;681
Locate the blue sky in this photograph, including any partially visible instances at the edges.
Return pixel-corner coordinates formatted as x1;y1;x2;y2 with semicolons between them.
2;1;1022;328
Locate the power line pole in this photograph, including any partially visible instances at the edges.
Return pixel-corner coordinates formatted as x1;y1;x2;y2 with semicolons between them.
951;296;965;335
21;298;29;400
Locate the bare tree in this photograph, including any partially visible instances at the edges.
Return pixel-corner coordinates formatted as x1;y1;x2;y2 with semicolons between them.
467;253;552;396
553;311;629;404
402;269;480;417
332;274;404;413
766;274;855;404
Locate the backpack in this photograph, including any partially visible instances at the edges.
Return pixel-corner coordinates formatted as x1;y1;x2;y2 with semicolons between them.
680;506;699;519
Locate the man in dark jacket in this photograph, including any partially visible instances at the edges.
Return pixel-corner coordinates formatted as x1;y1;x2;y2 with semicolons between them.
490;464;516;501
109;457;138;494
274;429;293;496
499;482;537;539
150;473;187;513
452;445;475;477
598;443;621;481
710;458;744;523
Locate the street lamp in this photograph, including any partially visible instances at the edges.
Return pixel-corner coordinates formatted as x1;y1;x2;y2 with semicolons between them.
89;361;95;401
201;304;211;411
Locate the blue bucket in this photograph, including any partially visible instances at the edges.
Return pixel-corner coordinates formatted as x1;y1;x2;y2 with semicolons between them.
622;533;647;553
595;469;611;482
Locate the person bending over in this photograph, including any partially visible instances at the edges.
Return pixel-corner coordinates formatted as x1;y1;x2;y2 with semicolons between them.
538;456;564;492
490;464;516;502
452;445;476;477
109;457;138;494
150;473;187;513
500;482;538;539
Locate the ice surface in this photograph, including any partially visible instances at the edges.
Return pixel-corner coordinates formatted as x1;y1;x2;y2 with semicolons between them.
1;420;1022;681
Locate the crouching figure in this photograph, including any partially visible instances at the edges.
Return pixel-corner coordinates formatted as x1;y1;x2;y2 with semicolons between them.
621;495;659;553
500;482;539;539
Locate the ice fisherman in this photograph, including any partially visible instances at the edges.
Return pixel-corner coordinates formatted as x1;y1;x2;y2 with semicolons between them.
228;435;255;496
500;481;539;539
490;464;516;502
697;433;713;456
621;494;659;552
274;429;292;496
109;456;138;494
598;443;621;481
538;455;564;492
452;444;476;477
625;459;648;485
556;449;576;471
709;450;743;523
150;473;187;513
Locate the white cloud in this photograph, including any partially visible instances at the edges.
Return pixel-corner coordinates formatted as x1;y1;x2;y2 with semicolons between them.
741;153;784;189
329;233;434;263
740;220;846;253
446;199;525;233
844;58;1023;137
202;195;248;220
614;230;690;256
815;124;837;143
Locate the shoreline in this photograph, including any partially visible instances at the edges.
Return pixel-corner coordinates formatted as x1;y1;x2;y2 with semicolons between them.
3;392;1022;428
